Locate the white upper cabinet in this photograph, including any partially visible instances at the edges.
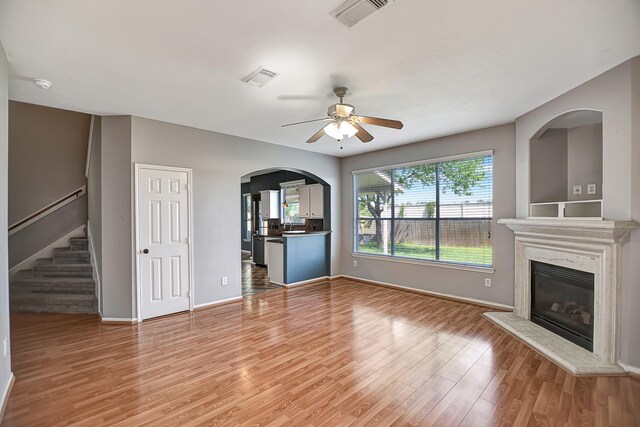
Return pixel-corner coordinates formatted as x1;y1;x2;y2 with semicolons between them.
299;184;324;219
260;190;280;219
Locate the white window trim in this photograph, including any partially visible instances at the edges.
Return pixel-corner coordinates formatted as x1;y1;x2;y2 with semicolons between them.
353;150;494;269
242;193;252;242
280;179;306;189
352;252;495;274
352;149;494;175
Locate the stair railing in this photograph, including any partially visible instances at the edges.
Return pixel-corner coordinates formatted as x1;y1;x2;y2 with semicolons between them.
8;185;87;236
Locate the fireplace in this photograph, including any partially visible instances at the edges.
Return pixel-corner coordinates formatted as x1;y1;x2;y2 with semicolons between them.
489;218;636;375
530;261;594;351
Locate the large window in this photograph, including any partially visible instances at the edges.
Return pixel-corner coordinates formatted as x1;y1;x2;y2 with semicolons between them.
354;152;493;267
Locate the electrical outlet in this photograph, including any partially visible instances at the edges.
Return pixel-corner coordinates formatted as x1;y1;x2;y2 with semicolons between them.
587;184;597;195
572;185;583;196
484;278;492;287
353;260;358;267
221;276;228;286
3;337;7;357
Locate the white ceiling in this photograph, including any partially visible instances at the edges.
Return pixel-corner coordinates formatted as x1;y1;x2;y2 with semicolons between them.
0;0;639;157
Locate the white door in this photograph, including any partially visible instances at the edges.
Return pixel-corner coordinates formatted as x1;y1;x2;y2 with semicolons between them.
137;166;191;320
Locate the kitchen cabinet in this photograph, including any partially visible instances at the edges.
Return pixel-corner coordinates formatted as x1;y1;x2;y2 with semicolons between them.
299;184;324;219
260;190;280;219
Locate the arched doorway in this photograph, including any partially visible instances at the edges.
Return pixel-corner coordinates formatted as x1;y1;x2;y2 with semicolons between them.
240;168;331;296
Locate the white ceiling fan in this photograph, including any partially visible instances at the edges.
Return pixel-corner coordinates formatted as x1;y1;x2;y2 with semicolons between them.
282;87;404;144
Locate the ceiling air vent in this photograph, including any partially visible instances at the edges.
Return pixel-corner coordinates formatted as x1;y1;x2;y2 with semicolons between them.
331;0;390;28
241;67;279;87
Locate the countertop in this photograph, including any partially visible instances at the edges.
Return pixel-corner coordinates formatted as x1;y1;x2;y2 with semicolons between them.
281;230;332;237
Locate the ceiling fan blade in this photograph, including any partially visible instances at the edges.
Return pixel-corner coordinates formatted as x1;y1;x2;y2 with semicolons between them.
352;123;374;143
306;127;326;143
354;115;404;129
282;118;331;128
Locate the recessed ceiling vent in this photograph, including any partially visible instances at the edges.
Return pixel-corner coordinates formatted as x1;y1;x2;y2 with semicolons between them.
242;67;279;87
331;0;391;28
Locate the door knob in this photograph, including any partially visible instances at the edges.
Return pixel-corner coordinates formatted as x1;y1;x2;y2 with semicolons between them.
142;249;149;254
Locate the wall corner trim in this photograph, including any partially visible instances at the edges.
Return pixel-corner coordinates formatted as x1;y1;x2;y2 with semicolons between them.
194;296;243;310
618;362;640;377
282;276;331;288
0;373;15;422
340;274;514;311
99;315;137;325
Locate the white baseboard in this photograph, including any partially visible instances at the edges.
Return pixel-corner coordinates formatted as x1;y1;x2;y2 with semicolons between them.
194;296;243;310
339;274;514;311
0;373;15;422
99;316;137;324
86;221;102;317
618;362;640;376
9;225;87;281
283;276;331;288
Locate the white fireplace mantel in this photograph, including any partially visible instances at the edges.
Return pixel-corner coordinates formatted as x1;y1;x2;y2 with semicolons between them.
485;218;637;375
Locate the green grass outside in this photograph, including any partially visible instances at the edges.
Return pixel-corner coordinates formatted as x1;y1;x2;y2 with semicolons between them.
358;241;492;266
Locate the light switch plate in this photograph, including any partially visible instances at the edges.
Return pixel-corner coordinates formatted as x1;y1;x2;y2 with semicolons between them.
587;184;597;195
572;185;583;196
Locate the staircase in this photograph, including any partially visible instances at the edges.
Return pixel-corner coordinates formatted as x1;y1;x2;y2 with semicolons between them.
10;233;97;314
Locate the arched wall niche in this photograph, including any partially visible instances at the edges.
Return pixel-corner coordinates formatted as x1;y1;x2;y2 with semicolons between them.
528;109;603;218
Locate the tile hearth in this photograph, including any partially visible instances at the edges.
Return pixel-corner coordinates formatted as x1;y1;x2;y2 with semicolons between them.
484;312;625;375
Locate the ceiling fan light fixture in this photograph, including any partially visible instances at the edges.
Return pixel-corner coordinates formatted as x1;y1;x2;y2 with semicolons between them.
324;120;357;140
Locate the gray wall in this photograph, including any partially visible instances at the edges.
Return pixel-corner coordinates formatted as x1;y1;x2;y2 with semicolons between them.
7;101;90;267
515;56;640;370
340;124;516;307
628;56;640;372
100;116;132;319
567;123;603;201
529;129;567;204
0;40;12;413
129;116;341;309
515;60;633;219
87;116;102;314
8;197;87;267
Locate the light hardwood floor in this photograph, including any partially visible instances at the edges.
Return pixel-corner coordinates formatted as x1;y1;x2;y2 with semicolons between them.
3;278;639;426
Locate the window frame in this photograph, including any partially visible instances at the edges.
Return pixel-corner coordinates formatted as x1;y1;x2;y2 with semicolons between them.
352;150;494;271
280;179;306;225
242;193;252;242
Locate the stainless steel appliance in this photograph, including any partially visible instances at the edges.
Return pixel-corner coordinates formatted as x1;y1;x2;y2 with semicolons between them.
252;234;267;266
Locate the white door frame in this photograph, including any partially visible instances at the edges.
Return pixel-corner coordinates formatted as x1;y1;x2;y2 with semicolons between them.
134;163;195;322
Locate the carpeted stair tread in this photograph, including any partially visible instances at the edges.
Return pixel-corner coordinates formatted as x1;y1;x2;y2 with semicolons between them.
52;248;90;264
32;261;93;278
11;231;96;313
11;292;96;303
69;237;89;250
13;270;93;282
10;303;97;314
11;275;95;294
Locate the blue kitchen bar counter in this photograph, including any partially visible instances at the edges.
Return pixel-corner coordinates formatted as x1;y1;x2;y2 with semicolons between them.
281;231;331;285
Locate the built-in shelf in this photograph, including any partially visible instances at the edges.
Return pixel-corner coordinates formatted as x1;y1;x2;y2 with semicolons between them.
529;199;603;220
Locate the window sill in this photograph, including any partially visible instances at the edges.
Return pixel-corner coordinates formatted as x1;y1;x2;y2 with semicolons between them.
352;253;495;274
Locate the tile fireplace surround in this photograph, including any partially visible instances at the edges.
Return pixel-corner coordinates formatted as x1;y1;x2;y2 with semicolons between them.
486;218;637;375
